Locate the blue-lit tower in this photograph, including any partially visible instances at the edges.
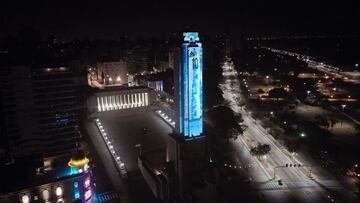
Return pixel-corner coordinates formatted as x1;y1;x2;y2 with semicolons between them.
167;32;209;199
175;32;203;138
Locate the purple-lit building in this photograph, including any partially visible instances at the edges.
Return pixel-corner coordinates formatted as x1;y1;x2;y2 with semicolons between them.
0;151;95;203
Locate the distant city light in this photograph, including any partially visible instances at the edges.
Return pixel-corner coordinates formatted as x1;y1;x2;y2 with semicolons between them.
301;133;306;137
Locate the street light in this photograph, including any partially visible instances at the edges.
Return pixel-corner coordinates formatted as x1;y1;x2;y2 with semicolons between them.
306;90;311;96
300;133;306;137
341;104;346;111
341;104;347;128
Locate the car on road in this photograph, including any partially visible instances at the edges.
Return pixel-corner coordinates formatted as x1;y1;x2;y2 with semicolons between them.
243;177;252;183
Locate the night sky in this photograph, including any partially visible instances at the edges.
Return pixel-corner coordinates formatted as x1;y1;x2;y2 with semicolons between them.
1;0;359;40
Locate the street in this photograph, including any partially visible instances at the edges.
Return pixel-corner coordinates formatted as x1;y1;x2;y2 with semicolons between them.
218;58;356;202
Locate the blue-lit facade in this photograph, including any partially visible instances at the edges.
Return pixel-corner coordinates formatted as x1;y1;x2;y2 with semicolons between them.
176;32;203;138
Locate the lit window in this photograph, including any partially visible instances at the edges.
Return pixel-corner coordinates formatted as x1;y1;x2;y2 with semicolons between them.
74;191;80;199
84;189;92;200
55;186;63;197
42;189;50;200
84;179;90;188
21;195;30;203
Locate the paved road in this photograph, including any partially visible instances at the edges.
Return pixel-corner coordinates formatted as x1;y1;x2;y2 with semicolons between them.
219;58;357;202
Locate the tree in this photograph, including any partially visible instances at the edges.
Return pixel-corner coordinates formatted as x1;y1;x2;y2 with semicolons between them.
268;88;289;100
355;125;360;135
257;88;265;94
315;115;330;129
208;106;243;143
329;118;339;129
250;144;271;157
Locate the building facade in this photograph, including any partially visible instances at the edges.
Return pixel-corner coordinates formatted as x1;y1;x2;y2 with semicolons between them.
87;86;154;113
0;65;80;160
175;32;203;138
96;60;128;86
0;152;95;203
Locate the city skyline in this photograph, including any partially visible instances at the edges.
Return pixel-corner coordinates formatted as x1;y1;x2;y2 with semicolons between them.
1;2;360;202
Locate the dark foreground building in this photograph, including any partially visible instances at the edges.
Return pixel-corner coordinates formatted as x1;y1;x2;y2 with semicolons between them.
0;151;95;203
0;65;81;164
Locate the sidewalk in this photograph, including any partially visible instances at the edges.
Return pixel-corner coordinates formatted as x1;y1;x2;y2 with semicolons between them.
84;119;130;203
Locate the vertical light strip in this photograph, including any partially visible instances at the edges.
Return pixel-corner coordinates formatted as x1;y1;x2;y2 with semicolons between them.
126;94;130;108
114;95;118;110
120;95;123;109
142;93;145;106
145;92;149;106
101;97;104;111
109;96;112;111
104;96;108;111
97;97;101;112
135;93;138;107
131;94;134;108
112;96;116;110
113;96;117;109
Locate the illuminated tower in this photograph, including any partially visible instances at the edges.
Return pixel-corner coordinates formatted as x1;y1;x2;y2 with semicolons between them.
167;32;208;198
175;32;203;138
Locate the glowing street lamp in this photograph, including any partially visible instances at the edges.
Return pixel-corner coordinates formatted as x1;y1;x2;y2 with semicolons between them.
300;133;306;137
341;104;346;111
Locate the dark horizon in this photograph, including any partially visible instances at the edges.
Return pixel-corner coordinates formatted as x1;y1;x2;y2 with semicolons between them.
1;0;359;41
